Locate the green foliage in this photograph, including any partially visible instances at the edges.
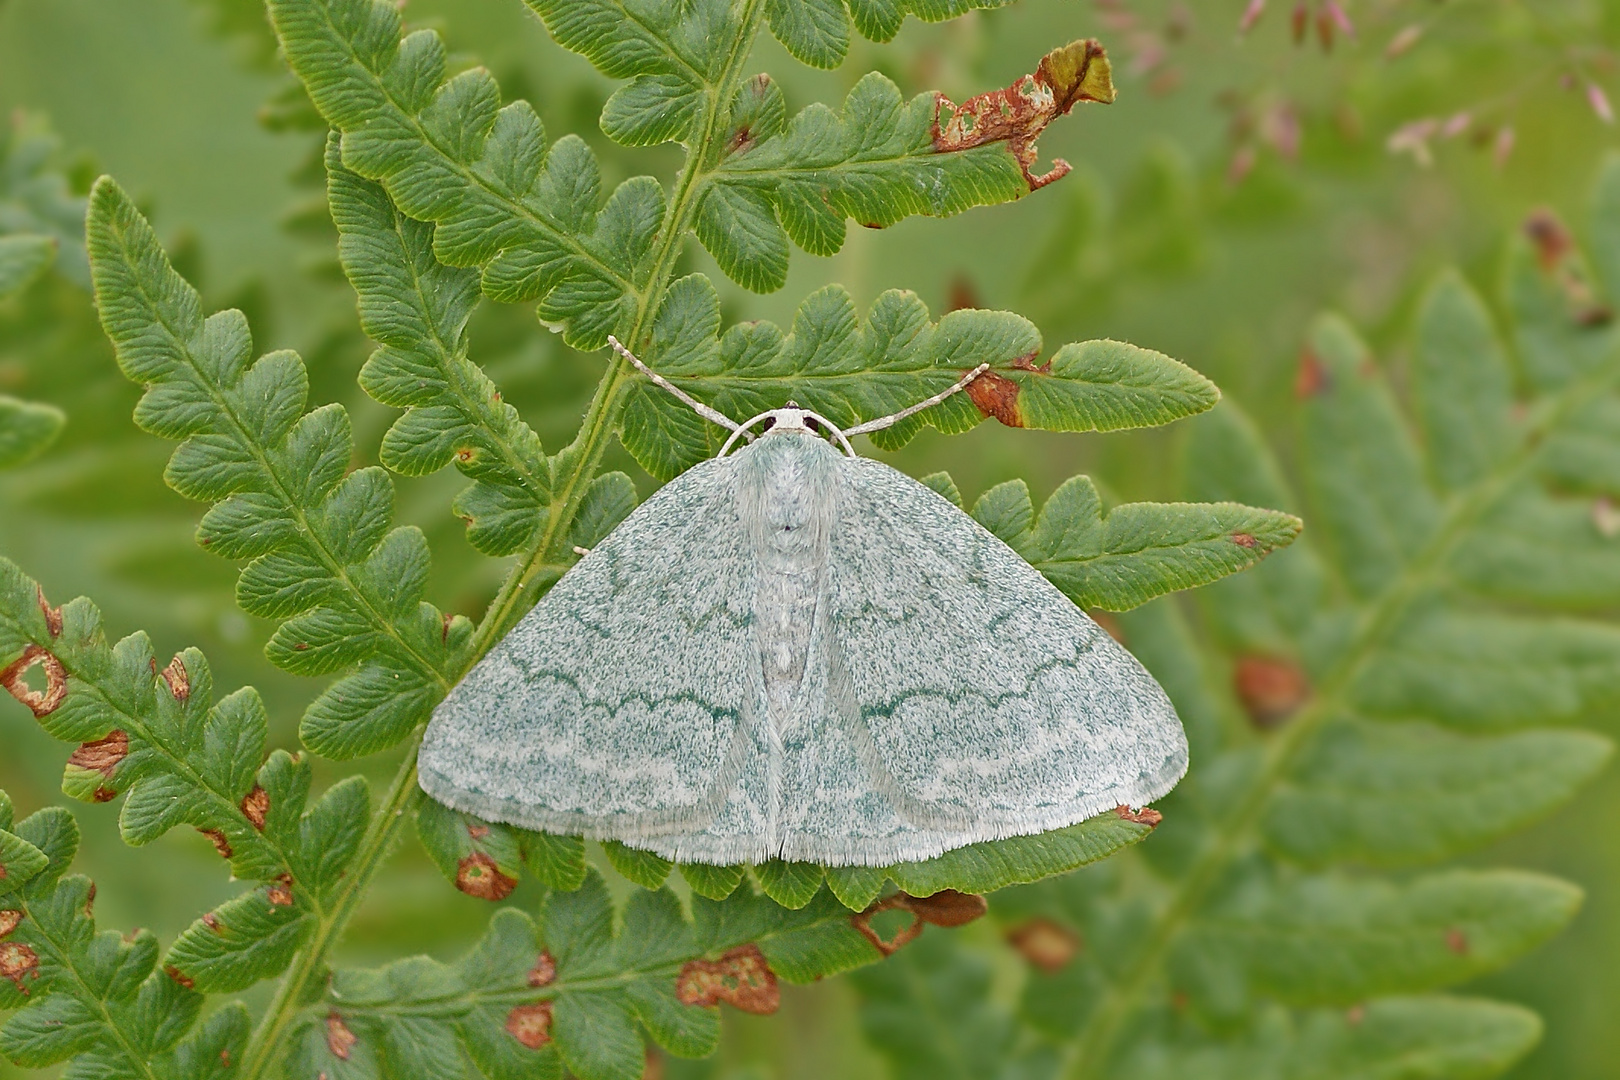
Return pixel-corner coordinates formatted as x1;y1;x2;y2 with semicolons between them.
11;1;1610;1078
0;115;77;469
86;178;466;761
0;789;251;1078
844;158;1620;1080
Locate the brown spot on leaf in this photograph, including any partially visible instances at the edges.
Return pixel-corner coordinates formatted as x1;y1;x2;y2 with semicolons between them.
165;965;195;990
1007;917;1081;973
0;911;20;938
466;823;490;840
1525;209;1573;269
1009;348;1051;374
455;447;476;465
36;585;61;638
240;786;269;831
932;39;1116;190
1346;1003;1366;1025
965;370;1023;428
1445;928;1469;955
851;890;988;957
2;644;67;718
1171;988;1190;1011
84;882;96;917
1294;349;1329;398
441;612;454;644
456;852;517;901
199;828;233;860
268;874;294;907
527;950;556;988
1231;532;1257;548
0;942;37;992
67;730;128;800
677;943;780;1014
906;889;989;927
1234;654;1311;729
1523;208;1615;325
1115;804;1163;826
160;656;190;701
203;912;222;933
326;1012;358;1059
505;1002;553;1049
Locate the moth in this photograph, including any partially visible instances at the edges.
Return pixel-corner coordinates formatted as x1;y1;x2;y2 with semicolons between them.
420;338;1188;866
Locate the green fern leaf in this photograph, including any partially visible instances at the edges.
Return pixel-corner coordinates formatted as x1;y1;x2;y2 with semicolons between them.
0;113;88;286
268;0;661;349
965;475;1301;611
0;395;65;470
327;142;553;558
0;557;370;992
936;160;1620;1079
85;178;465;760
0;235;56;297
301;870;896;1080
0;797;252;1076
622;279;1218;479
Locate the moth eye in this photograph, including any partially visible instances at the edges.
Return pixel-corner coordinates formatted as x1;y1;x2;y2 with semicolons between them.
804;416;822;433
760;416;777;432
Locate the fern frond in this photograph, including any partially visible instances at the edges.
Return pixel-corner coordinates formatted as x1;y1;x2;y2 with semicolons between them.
86;178;465;761
326;142;553;558
897;157;1620;1079
0;792;253;1078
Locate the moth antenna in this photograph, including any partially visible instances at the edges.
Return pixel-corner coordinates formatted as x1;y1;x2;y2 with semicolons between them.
606;335;743;434
842;363;993;437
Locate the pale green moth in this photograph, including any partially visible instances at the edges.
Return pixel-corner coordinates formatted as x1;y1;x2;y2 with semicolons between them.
419;339;1188;866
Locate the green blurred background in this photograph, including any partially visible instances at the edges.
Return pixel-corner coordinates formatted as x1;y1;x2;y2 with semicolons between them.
1;0;1618;1075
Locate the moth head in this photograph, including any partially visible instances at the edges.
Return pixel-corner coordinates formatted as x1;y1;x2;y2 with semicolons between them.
763;407;816;434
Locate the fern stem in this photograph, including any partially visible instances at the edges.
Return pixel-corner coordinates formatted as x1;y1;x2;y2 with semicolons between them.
1062;358;1620;1078
236;744;422;1080
468;0;767;656
236;4;769;1070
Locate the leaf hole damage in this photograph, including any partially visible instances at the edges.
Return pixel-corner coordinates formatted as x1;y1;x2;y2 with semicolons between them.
66;729;129;802
851;889;989;957
1114;804;1163;826
35;585;61;638
1;644;67;718
240;785;269;830
1006;916;1082;973
0;942;39;993
198;828;233;860
505;1001;553;1049
456;851;517;901
676;943;780;1014
160;655;190;700
932;39;1116;191
527;950;556;988
1233;654;1311;729
326;1012;358;1059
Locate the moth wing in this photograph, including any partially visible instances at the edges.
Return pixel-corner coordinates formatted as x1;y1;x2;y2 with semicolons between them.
784;456;1187;862
419;457;768;842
